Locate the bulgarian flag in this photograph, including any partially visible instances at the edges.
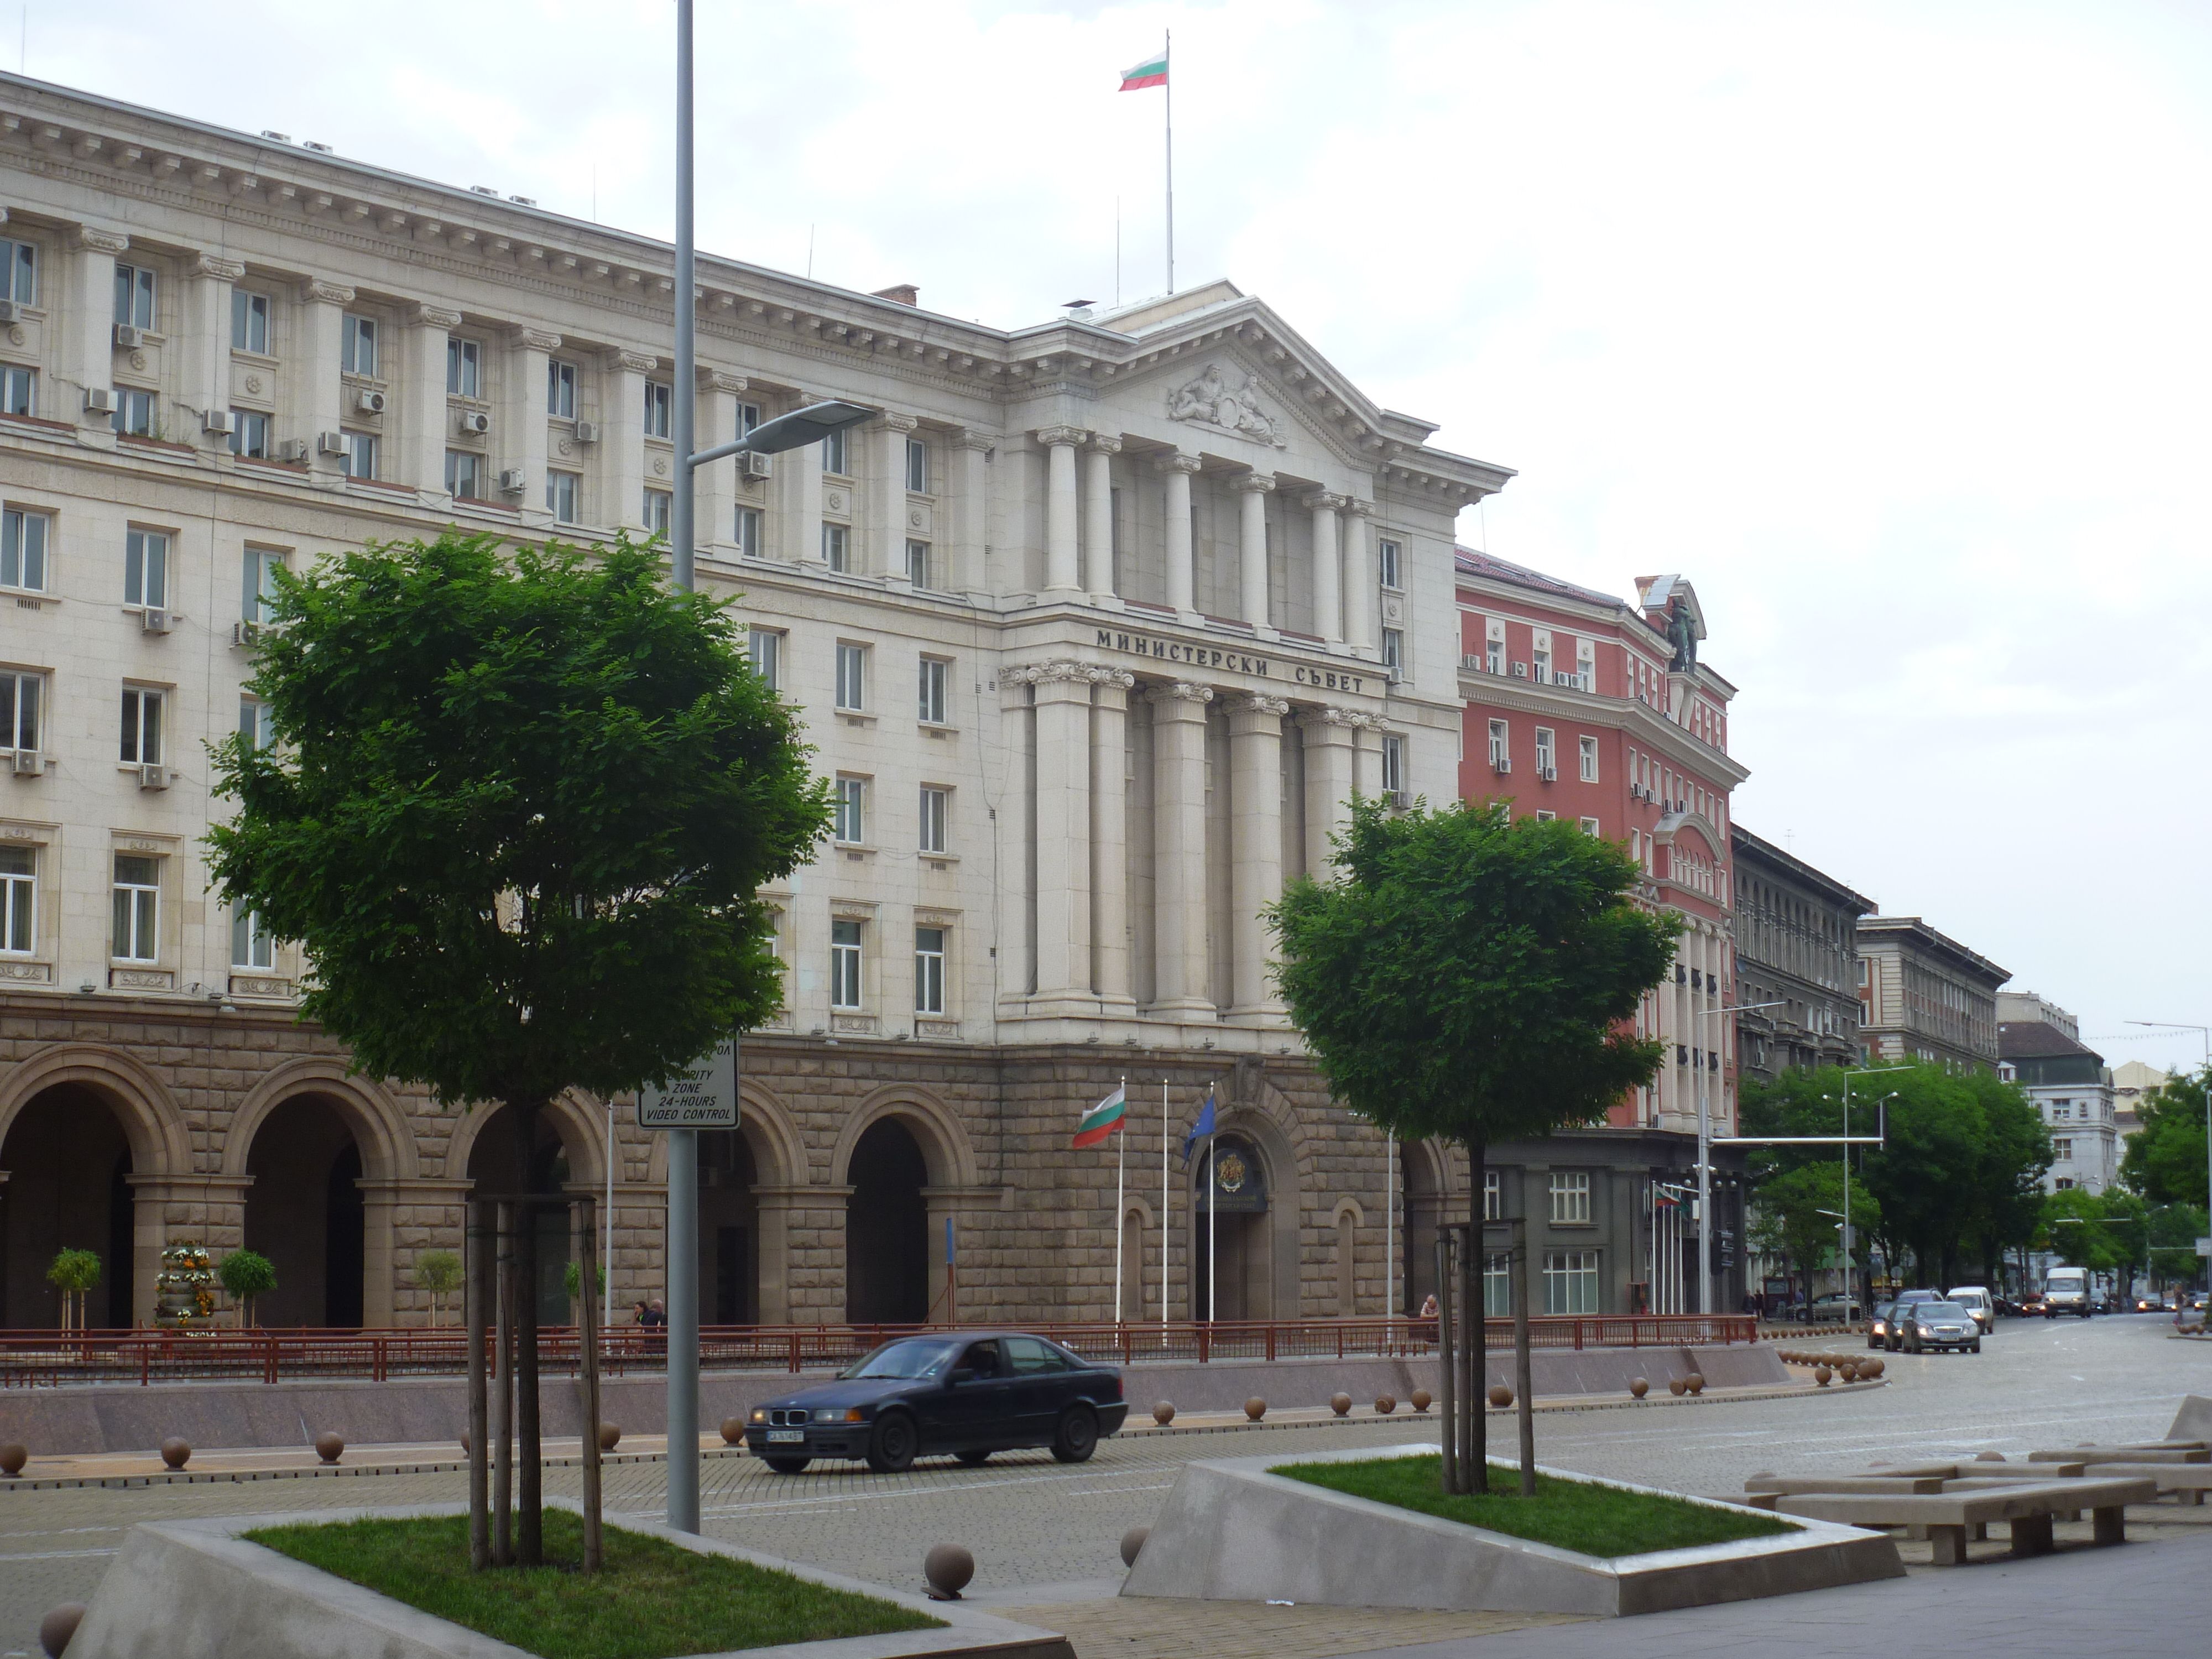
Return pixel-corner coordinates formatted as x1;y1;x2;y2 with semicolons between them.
1119;50;1168;91
1073;1084;1128;1149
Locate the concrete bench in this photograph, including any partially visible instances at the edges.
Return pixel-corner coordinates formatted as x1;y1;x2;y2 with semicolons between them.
2082;1460;2212;1506
1768;1477;2157;1566
1747;1475;1948;1496
2030;1446;2208;1464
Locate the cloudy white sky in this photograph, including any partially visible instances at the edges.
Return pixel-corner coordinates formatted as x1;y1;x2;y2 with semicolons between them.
22;1;2212;1070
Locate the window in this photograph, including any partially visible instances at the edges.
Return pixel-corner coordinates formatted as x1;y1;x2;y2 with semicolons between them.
446;337;481;398
915;926;946;1014
114;263;156;330
1485;634;1504;675
643;380;671;439
833;776;866;844
119;686;164;764
1381;733;1405;795
905;436;928;493
1543;1249;1600;1315
228;410;269;459
830;918;863;1009
906;539;931;589
340;313;378;377
1381;628;1403;672
0;847;30;954
0;236;34;304
232;906;276;970
835;641;867;711
445;450;483;500
1;364;33;416
547;358;577;418
919;786;948;854
1;670;41;752
546;469;579;523
918;656;950;724
1576;646;1595;691
111;388;155;437
643;489;671;535
2051;1102;2070;1121
1548;1171;1592;1224
734;505;763;557
1579;735;1599;782
1483;1167;1500;1220
238;696;275;750
1488;719;1508;768
1532;644;1551;684
747;628;782;690
124;529;169;608
822;522;849;571
821;427;849;476
2052;1138;2073;1161
231;289;269;354
1535;810;1556;822
242;547;285;623
1483;1251;1513;1317
112;854;160;961
1535;728;1556;777
2;508;49;591
343;431;378;480
737;401;761;438
1378;537;1402;590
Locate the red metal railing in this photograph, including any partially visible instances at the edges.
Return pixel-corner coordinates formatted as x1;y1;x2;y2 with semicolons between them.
0;1314;1755;1389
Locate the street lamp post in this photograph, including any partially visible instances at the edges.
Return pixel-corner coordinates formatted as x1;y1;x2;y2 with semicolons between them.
1694;1000;1782;1316
1821;1068;1908;1314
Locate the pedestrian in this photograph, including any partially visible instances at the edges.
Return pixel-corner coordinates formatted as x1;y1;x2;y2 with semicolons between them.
1418;1293;1439;1345
632;1300;651;1327
642;1298;667;1328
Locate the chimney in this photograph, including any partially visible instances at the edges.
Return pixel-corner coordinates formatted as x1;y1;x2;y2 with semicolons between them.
870;283;919;307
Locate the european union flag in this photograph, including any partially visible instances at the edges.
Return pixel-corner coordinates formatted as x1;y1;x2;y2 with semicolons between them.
1180;1086;1217;1167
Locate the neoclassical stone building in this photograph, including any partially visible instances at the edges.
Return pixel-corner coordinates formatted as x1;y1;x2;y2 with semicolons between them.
0;72;1511;1328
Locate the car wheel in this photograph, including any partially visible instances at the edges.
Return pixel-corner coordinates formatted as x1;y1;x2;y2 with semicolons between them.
1050;1405;1099;1464
1867;1337;1880;1350
1907;1335;1921;1354
865;1412;917;1474
954;1448;993;1467
1971;1341;1982;1354
764;1457;811;1474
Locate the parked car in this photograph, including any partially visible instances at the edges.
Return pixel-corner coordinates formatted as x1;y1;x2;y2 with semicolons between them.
743;1332;1128;1474
1945;1286;1995;1335
2017;1292;2047;1317
1807;1293;1865;1323
1877;1289;1945;1352
1896;1300;1982;1354
1993;1295;2025;1318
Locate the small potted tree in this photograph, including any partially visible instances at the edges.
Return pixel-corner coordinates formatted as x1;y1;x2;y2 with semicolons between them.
46;1248;102;1331
414;1250;462;1328
218;1249;278;1329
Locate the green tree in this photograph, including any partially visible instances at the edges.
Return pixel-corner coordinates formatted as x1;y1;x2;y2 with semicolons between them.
45;1248;102;1332
1751;1164;1878;1311
2036;1189;2122;1274
218;1248;279;1327
2120;1066;2210;1209
414;1249;463;1328
206;530;830;1564
1269;800;1675;1494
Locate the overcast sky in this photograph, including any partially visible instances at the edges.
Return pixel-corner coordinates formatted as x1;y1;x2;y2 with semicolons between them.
22;1;2212;1072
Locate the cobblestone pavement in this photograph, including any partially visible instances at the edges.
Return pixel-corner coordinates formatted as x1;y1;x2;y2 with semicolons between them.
1;1314;2202;1656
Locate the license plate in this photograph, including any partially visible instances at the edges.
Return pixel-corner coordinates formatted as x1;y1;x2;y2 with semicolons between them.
766;1428;805;1443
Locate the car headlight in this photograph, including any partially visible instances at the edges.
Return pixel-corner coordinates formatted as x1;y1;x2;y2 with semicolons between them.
813;1408;839;1422
749;1408;767;1423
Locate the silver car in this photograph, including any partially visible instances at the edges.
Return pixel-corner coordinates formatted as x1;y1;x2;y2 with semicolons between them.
1898;1300;1981;1354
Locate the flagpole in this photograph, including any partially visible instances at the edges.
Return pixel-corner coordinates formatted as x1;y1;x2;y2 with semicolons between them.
1207;1134;1216;1324
1113;1078;1126;1326
1160;1081;1169;1333
1162;30;1174;292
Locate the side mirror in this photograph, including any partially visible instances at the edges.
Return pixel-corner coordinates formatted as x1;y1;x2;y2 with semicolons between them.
947;1368;975;1386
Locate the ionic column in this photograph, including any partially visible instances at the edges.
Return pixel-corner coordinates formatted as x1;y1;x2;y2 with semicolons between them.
1091;668;1137;1005
1147;682;1214;1018
1340;498;1376;660
1307;492;1345;645
1161;452;1202;617
297;279;358;480
1227;695;1291;1016
502;325;559;508
1234;472;1276;632
603;349;658;530
401;304;460;495
1083;432;1121;603
697;369;748;554
950;431;992;595
873;412;920;584
60;225;127;434
1040;426;1085;594
1299;706;1360;875
1030;662;1093;999
182;254;246;455
1352;712;1389;797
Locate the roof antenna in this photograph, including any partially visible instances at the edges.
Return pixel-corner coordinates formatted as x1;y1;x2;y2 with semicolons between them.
807;224;816;280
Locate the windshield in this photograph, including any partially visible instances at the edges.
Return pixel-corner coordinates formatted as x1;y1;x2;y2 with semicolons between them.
1920;1303;1965;1318
839;1339;957;1380
2047;1271;2085;1288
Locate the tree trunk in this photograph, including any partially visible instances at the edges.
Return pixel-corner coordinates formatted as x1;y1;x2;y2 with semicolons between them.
513;1097;544;1568
1464;1139;1487;1496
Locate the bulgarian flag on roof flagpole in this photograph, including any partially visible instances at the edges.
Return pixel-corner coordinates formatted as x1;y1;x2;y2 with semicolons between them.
1073;1083;1127;1149
1119;48;1168;91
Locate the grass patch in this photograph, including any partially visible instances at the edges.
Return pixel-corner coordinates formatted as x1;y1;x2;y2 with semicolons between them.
1271;1455;1796;1559
244;1510;941;1659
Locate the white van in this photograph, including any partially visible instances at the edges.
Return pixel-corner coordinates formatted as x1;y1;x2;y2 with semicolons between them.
1947;1286;1994;1334
2043;1267;2092;1318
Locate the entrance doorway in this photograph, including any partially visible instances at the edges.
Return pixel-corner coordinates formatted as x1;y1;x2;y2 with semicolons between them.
846;1118;928;1324
0;1086;137;1328
465;1104;573;1329
242;1095;366;1327
700;1128;758;1325
1191;1135;1272;1321
1400;1142;1446;1318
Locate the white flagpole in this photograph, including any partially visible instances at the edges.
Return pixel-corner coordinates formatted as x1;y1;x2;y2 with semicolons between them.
1207;1134;1217;1323
1160;1081;1169;1332
1162;30;1174;292
1113;1078;1126;1326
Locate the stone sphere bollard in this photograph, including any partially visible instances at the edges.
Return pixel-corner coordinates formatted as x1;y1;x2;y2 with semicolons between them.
924;1543;975;1601
1244;1397;1267;1421
599;1423;622;1453
1838;1363;1858;1384
1410;1389;1432;1413
1120;1526;1150;1568
1861;1356;1884;1379
1152;1401;1176;1426
1488;1384;1513;1409
1975;1451;2005;1463
1630;1377;1649;1399
40;1603;85;1658
1814;1365;1833;1387
1686;1373;1705;1396
314;1432;345;1465
1375;1394;1396;1415
1330;1392;1352;1417
160;1437;191;1470
721;1418;747;1446
459;1431;471;1456
1667;1378;1687;1397
0;1442;27;1477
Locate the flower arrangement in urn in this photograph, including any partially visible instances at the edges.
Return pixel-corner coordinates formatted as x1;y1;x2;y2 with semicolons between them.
154;1241;218;1329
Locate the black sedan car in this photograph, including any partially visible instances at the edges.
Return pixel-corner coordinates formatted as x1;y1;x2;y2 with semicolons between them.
743;1332;1129;1474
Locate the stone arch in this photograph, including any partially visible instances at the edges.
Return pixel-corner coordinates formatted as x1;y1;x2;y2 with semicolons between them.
1398;1137;1454;1317
1118;1194;1158;1323
221;1059;418;1182
831;1084;979;1190
1194;1103;1303;1320
1331;1199;1365;1317
441;1090;607;1188
641;1079;809;1190
0;1043;193;1176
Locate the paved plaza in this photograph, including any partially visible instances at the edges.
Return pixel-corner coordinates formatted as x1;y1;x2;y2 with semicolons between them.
2;1314;2204;1656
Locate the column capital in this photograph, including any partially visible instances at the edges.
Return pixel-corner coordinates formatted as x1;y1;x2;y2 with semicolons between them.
300;278;357;307
877;411;921;434
1350;712;1392;732
1088;666;1137;691
1225;693;1291;720
1004;658;1093;688
701;368;749;394
408;302;463;330
68;225;130;255
610;348;660;375
1303;491;1347;513
1232;471;1277;495
1035;423;1088;448
1084;431;1124;455
509;325;562;352
1298;703;1367;733
951;428;994;453
1157;451;1204;476
192;253;247;283
1340;496;1374;518
1146;681;1215;709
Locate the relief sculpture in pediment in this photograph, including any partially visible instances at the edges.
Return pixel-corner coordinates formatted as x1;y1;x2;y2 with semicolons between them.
1166;363;1288;447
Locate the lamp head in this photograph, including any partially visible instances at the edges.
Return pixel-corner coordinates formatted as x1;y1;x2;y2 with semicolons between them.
742;399;876;456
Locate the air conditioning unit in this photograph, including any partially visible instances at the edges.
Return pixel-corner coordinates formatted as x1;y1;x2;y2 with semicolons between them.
232;619;262;646
455;409;491;436
9;749;43;778
498;467;528;494
572;420;601;445
0;300;19;324
1510;661;1527;677
275;437;310;462
316;430;348;457
114;324;148;349
739;451;773;481
84;387;118;415
1460;654;1484;672
1538;764;1557;781
353;388;388;415
140;608;174;635
202;409;237;437
1491;756;1511;774
137;763;171;791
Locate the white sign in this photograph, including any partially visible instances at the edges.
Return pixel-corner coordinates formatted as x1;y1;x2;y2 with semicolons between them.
639;1037;738;1129
2196;1237;2211;1259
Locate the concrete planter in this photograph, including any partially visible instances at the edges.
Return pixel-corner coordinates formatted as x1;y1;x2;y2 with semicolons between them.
1121;1443;1902;1617
64;1504;1072;1659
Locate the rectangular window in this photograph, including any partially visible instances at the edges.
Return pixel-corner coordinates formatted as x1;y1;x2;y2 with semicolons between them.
446;336;481;398
1;670;41;752
228;409;269;459
1532;645;1551;684
231;288;270;354
643;380;671;439
1483;1251;1512;1317
547;358;577;418
734;505;763;557
242;547;285;623
1579;735;1599;782
1;364;33;416
546;469;580;523
232;905;276;969
238;696;275;750
833;776;867;844
1381;627;1404;672
1543;1249;1600;1315
1483;1167;1500;1221
1535;728;1556;776
821;427;849;476
1378;537;1402;590
919;785;948;854
643;489;671;535
1579;816;1600;835
0;846;32;954
124;529;169;608
112;854;160;962
737;401;761;438
1576;646;1595;691
112;388;155;437
1488;719;1509;767
1548;1171;1592;1225
340;313;378;376
343;431;378;480
119;686;164;764
2;508;50;591
822;522;849;571
905;539;931;589
0;236;34;304
445;449;483;500
1485;635;1504;675
1381;733;1405;794
835;641;867;711
114;263;156;330
2052;1138;2073;1161
905;436;928;493
747;628;782;691
918;656;950;725
830;918;863;1009
914;926;946;1014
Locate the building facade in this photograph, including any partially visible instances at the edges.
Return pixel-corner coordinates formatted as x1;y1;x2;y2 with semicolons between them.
1729;827;1871;1086
1854;916;2008;1073
2110;1061;2168;1166
1997;1001;2117;1194
0;72;1516;1328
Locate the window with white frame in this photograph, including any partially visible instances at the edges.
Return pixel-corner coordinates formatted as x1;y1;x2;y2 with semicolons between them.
0;237;35;304
1488;719;1509;768
918;656;950;724
233;905;277;970
1485;624;1505;675
830;918;863;1009
1543;1249;1600;1314
1579;816;1600;835
1579;734;1598;782
906;539;931;589
340;313;378;376
1548;1171;1592;1224
1535;728;1556;777
112;853;160;961
1576;643;1595;691
747;627;782;691
445;450;483;499
643;489;671;535
2051;1102;2070;1121
833;776;867;845
343;431;378;480
1483;1167;1500;1220
821;427;849;476
231;289;270;354
0;846;32;954
643;380;671;440
1534;809;1556;822
238;695;275;751
1381;628;1404;672
119;686;164;765
1;364;33;417
546;358;577;418
919;785;948;854
1378;537;1402;590
124;529;169;608
242;547;285;623
111;388;155;437
914;925;946;1014
2;508;50;591
822;522;849;571
228;410;269;459
2052;1138;2073;1161
546;469;579;523
734;505;763;556
1483;1251;1512;1316
834;641;867;711
2;669;41;753
1381;733;1405;795
1532;640;1552;683
905;436;928;493
114;263;156;330
446;336;481;398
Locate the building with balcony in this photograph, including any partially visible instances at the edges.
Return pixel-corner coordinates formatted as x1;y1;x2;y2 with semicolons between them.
1730;827;1872;1086
1854;915;2008;1073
